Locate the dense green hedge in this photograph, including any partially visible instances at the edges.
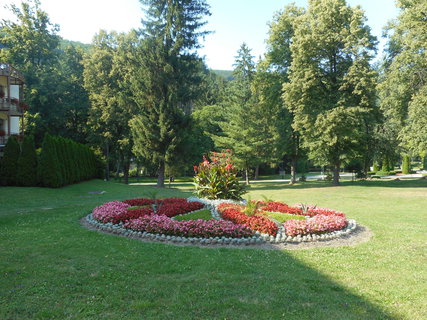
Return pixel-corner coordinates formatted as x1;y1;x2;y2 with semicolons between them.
37;133;101;188
0;133;101;188
16;135;38;186
0;136;20;186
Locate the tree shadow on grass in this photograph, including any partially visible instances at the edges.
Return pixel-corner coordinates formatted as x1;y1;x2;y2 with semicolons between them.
149;245;396;320
247;179;427;191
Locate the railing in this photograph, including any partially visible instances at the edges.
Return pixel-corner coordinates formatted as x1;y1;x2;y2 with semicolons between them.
0;98;24;114
0;135;8;146
0;63;25;83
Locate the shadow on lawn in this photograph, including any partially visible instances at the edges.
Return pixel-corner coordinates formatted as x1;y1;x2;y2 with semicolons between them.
247;179;427;191
151;245;397;319
56;237;396;319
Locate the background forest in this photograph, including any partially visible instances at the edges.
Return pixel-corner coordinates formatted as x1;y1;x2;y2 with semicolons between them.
0;0;426;187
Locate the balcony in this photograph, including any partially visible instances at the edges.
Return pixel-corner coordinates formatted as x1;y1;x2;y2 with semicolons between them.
0;135;8;146
0;98;26;115
0;64;25;84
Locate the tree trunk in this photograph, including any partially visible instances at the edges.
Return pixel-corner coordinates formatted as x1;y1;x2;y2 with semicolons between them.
115;159;121;180
123;157;130;185
254;165;259;180
245;168;250;185
157;160;165;188
290;155;297;184
105;141;110;181
332;162;340;186
136;164;141;182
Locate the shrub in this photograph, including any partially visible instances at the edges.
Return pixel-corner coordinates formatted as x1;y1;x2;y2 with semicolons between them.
16;135;37;186
193;150;246;200
381;155;393;172
0;135;20;186
402;155;410;174
37;133;63;188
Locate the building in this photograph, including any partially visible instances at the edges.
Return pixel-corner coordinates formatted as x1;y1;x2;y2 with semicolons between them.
0;63;26;151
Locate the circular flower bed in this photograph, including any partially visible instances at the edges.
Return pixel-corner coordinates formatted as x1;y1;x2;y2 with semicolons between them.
84;197;357;246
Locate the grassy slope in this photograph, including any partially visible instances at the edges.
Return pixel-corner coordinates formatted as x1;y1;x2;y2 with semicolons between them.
0;179;426;319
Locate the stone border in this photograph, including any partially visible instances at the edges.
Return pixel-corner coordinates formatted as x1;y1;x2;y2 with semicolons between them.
82;197;366;249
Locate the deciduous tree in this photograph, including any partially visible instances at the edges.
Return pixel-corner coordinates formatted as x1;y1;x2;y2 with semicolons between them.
283;0;378;185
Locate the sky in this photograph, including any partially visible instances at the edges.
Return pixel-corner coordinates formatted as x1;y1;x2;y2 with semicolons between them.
1;0;400;70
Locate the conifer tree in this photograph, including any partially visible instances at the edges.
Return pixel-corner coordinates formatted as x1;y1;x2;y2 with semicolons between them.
402;155;410;174
0;136;21;186
38;133;63;187
215;43;258;184
130;0;210;188
16;135;37;186
55;136;68;185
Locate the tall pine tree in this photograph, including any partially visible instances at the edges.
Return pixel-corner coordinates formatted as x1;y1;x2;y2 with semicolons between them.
130;0;210;187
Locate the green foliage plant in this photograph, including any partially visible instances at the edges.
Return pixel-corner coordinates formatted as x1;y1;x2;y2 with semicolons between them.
193;150;246;200
402;155;411;174
243;196;261;217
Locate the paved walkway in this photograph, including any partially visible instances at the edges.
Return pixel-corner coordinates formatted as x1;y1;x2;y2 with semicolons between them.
129;172;424;186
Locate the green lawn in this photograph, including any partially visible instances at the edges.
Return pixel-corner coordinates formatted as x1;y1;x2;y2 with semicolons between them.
174;209;213;221
1;179;426;319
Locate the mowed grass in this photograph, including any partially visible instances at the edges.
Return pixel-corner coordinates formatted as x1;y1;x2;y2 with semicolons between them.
174;209;213;221
0;179;426;319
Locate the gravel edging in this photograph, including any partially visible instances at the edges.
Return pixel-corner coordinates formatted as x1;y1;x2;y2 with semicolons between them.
80;215;372;250
81;197;372;250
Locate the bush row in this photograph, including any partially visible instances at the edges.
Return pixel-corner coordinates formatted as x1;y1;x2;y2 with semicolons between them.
0;133;101;187
38;133;101;187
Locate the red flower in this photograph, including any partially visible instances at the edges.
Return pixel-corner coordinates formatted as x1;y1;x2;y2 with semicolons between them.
193;165;198;172
225;163;232;171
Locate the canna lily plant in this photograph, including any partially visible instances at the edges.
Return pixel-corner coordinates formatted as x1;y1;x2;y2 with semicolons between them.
193;149;247;200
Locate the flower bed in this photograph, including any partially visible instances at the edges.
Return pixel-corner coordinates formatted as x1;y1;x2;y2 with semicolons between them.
124;215;253;238
217;200;350;238
217;203;278;236
91;197;254;239
86;197;357;246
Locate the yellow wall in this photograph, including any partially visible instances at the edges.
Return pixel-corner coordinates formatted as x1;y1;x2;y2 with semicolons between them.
0;76;7;90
